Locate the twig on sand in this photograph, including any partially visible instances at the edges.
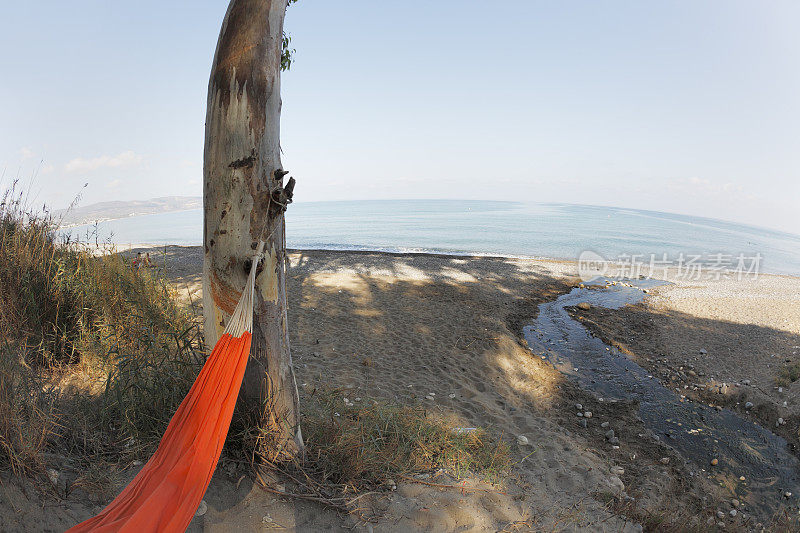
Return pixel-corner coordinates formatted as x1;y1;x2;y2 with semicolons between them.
257;483;378;514
397;474;512;496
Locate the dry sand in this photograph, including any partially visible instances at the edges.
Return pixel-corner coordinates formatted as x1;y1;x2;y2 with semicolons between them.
6;246;800;531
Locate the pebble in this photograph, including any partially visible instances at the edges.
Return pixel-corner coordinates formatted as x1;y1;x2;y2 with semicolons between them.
385;479;397;491
605;429;615;439
577;412;584;417
609;437;620;445
739;476;745;481
584;411;592;418
517;435;530;446
700;348;708;355
610;466;625;476
777;418;785;426
601;422;610;428
575;403;583;410
448;393;456;399
716;511;725;519
745;402;754;409
742;379;751;386
46;469;59;487
195;500;208;517
660;457;670;465
785;491;793;498
731;499;739;508
729;509;737;517
577;302;591;310
607;475;625;492
710;458;718;466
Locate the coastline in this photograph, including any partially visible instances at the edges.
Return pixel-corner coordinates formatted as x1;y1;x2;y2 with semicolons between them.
10;245;798;530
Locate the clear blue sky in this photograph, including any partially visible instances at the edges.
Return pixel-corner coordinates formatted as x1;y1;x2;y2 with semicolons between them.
1;1;798;234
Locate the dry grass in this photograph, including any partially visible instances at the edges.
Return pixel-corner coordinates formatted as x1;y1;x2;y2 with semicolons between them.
1;182;509;507
298;389;511;488
0;182;203;483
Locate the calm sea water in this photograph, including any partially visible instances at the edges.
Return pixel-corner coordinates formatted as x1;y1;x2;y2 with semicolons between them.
62;200;800;276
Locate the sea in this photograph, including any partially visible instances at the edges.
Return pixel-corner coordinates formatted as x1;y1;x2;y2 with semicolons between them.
61;200;800;277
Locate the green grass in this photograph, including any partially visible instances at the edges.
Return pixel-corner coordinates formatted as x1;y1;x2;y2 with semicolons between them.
777;363;800;387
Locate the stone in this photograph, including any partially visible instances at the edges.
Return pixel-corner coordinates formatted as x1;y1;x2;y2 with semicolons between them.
195;500;208;517
607;475;625;492
601;421;610;428
729;509;737;517
745;402;754;409
584;411;592;418
700;348;707;355
577;302;591;310
605;429;615;439
46;469;59;487
517;435;530;446
731;499;739;508
716;511;725;519
575;403;583;410
577;412;584;417
609;437;620;445
610;466;624;476
660;457;670;464
710;458;718;466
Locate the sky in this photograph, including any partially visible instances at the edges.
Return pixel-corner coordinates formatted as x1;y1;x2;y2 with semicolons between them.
1;1;798;235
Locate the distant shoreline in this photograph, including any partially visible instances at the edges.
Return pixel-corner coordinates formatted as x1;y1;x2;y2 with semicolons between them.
114;244;800;282
59;201;800;277
58;207;202;230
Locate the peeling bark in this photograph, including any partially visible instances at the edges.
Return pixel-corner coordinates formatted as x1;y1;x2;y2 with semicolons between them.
203;0;302;459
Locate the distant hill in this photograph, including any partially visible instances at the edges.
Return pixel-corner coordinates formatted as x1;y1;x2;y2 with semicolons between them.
55;196;202;227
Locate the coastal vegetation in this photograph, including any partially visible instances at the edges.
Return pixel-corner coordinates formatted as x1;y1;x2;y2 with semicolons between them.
0;183;508;502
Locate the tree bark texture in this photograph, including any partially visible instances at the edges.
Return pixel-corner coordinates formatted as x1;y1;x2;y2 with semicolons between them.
203;0;302;459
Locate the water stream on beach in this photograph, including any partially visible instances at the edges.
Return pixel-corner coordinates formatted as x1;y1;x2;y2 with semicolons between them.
523;278;800;516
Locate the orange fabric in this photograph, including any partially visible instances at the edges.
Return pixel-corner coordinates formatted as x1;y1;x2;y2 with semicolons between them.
67;332;252;533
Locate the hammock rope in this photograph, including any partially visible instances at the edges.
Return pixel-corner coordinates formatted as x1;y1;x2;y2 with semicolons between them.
67;241;266;533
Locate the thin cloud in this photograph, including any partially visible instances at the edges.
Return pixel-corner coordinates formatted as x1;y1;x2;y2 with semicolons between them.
19;147;35;159
65;151;143;173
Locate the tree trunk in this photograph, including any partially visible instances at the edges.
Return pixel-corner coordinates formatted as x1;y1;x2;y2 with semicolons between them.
202;0;302;460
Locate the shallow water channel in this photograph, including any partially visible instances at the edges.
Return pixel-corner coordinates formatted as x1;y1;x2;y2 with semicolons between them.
523;278;799;516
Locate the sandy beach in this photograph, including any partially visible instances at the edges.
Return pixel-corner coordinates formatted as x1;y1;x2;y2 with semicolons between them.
150;247;800;529
7;246;799;531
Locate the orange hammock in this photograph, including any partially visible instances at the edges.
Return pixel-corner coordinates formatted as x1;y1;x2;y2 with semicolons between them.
68;245;264;533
